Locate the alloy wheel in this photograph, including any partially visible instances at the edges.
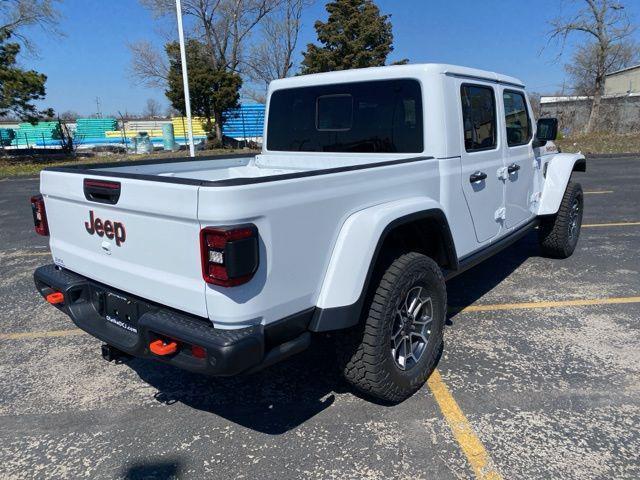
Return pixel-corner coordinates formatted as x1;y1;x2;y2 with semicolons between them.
391;285;433;370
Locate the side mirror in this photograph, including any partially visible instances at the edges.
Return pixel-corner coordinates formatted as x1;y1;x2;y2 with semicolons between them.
536;118;558;142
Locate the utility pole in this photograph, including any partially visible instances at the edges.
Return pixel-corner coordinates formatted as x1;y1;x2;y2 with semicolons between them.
175;0;195;157
95;97;102;118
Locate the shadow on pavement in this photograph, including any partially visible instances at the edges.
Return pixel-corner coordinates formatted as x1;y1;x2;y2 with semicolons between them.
446;231;540;319
127;335;344;435
122;458;183;480
123;232;540;434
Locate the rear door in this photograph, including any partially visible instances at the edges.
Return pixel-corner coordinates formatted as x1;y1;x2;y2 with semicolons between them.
501;88;535;228
458;82;505;243
40;171;207;317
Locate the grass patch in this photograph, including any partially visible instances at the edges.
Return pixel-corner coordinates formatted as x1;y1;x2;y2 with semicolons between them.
0;148;256;177
557;132;640;155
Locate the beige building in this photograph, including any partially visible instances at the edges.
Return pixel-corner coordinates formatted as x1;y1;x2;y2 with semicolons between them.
604;65;640;95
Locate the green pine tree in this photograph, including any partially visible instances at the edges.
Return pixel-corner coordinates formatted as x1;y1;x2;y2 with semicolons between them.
0;30;53;122
165;40;242;141
301;0;395;74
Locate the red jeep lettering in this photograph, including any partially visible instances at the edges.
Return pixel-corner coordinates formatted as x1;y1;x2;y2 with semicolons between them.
85;210;126;246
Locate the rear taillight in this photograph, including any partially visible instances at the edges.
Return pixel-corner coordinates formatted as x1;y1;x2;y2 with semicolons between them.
200;225;259;287
30;195;49;236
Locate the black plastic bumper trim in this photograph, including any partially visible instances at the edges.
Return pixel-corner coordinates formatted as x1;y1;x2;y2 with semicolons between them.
33;264;312;376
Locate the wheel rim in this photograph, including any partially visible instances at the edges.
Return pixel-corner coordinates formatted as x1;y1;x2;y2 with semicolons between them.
391;285;433;371
567;197;581;242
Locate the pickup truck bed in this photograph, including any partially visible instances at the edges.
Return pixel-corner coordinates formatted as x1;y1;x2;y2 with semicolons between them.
48;152;427;185
35;151;435;378
39;152;437;323
48;154;300;184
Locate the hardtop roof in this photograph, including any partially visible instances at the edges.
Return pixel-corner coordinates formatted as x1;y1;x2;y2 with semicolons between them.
269;63;525;91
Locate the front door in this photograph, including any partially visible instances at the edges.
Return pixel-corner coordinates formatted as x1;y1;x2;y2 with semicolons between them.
458;82;505;243
501;88;535;228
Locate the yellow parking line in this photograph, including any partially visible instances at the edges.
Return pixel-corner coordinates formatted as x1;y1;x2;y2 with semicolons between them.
453;296;640;314
428;370;502;480
582;221;640;228
1;251;51;258
0;329;83;340
584;190;613;195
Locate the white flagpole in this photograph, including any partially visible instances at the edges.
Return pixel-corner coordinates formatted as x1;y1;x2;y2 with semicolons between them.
175;0;195;157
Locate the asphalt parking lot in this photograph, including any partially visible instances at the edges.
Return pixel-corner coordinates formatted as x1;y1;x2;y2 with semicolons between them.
1;156;639;479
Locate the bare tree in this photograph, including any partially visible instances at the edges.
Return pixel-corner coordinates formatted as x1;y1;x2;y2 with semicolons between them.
0;0;62;50
548;0;636;133
246;0;311;93
143;98;163;118
59;110;79;121
565;40;638;95
128;40;170;88
528;92;542;119
139;0;283;73
165;105;180;117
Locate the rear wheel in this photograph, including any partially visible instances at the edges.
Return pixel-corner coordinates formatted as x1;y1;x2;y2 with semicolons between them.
539;181;583;258
338;252;446;403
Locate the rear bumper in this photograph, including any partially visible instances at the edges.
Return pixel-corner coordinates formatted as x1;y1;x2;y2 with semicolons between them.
34;264;311;376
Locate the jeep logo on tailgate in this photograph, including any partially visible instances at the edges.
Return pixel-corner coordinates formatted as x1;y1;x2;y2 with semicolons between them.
85;210;126;246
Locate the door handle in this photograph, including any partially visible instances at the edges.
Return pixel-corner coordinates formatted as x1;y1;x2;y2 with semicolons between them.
508;163;521;174
469;171;487;183
83;178;121;204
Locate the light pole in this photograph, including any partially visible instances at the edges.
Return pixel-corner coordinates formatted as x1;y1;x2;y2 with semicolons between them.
175;0;195;157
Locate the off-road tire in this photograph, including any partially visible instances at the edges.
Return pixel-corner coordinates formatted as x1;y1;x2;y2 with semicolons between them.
539;181;583;258
338;252;446;403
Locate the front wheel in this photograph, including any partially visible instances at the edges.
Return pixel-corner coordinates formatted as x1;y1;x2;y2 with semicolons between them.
337;252;446;403
539;181;584;258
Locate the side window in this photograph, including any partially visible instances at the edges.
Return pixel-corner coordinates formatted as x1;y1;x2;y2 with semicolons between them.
503;90;532;146
461;84;497;152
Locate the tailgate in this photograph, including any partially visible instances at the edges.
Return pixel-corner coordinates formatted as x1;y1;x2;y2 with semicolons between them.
40;170;207;318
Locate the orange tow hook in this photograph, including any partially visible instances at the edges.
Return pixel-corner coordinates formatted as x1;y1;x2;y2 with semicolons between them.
46;292;65;305
149;339;178;356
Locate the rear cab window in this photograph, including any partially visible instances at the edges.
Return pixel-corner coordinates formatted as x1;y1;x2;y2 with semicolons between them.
317;94;353;130
502;90;532;146
266;79;423;153
460;84;497;152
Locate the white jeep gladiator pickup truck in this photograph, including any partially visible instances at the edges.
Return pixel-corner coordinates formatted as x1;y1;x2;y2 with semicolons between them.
32;64;585;402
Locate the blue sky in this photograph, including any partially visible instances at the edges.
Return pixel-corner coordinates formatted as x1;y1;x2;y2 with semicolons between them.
22;0;640;116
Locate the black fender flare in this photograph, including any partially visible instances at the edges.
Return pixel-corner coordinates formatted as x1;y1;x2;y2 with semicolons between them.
573;158;586;172
309;209;457;332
